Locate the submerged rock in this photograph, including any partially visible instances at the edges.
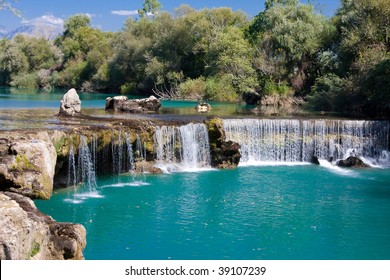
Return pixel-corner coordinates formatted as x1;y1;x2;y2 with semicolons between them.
337;156;370;168
0;192;86;260
0;133;57;200
105;95;161;113
59;88;81;116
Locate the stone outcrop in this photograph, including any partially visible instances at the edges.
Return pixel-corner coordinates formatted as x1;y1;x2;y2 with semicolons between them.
0;192;86;260
337;156;370;168
59;88;81;116
0;133;57;200
205;117;241;168
195;102;212;113
105;95;161;113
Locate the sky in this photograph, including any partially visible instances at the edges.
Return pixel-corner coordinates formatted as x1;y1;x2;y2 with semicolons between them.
1;0;341;32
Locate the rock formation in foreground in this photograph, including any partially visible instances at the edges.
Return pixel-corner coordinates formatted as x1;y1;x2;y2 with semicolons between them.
0;132;57;200
59;88;81;116
0;192;86;260
105;95;161;113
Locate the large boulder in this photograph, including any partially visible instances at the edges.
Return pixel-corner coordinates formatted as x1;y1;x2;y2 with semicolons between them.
0;192;86;260
0;134;57;200
337;156;370;168
105;95;161;113
59;88;81;116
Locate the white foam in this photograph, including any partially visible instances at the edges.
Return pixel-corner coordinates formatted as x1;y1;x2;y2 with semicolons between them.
154;163;215;173
239;160;311;167
73;191;104;199
360;152;390;169
102;181;151;188
318;159;358;177
63;198;84;204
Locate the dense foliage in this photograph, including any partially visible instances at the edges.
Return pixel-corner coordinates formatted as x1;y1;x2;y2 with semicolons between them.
1;0;389;117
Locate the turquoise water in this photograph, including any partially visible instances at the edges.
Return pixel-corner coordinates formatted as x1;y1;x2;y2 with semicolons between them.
0;87;252;115
35;165;390;260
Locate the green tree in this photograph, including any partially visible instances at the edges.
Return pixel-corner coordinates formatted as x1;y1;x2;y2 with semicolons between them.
205;26;257;94
248;1;332;93
138;0;162;18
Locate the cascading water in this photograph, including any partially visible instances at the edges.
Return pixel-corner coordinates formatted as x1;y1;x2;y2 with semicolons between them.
112;131;125;174
77;135;99;195
125;132;134;172
154;123;211;172
67;142;77;187
223;119;390;167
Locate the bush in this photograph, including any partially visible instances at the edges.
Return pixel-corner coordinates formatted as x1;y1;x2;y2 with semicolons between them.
204;75;238;102
178;77;206;100
120;82;137;95
307;73;346;111
263;79;292;96
10;72;39;88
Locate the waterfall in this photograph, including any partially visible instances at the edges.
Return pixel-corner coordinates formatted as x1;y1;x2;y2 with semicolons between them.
77;135;98;193
125;132;134;172
223;119;390;166
154;123;211;172
67;142;77;187
111;131;124;174
178;123;211;170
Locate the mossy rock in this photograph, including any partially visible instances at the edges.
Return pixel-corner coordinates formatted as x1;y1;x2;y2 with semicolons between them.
205;117;225;149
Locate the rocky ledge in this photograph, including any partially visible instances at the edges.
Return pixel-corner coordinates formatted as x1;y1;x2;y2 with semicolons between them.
105;95;161;113
0;192;86;260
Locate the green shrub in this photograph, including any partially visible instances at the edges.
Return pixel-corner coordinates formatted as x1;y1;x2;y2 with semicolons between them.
120;82;137;95
263;79;292;96
307;73;346;111
10;72;39;88
205;75;238;102
178;77;206;100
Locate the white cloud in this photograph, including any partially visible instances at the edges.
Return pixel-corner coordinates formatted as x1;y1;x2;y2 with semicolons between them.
83;13;96;19
22;14;64;27
111;10;138;16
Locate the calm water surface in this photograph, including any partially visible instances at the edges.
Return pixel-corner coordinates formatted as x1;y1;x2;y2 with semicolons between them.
35;165;390;260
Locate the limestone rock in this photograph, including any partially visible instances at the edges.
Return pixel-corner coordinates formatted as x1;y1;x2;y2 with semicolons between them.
105;95;161;113
0;134;57;200
205;117;241;168
195;102;212;113
0;192;86;260
337;156;370;168
105;96;128;110
59;88;81;116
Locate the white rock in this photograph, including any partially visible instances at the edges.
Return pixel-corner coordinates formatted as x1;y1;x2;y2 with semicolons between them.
59;88;81;116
